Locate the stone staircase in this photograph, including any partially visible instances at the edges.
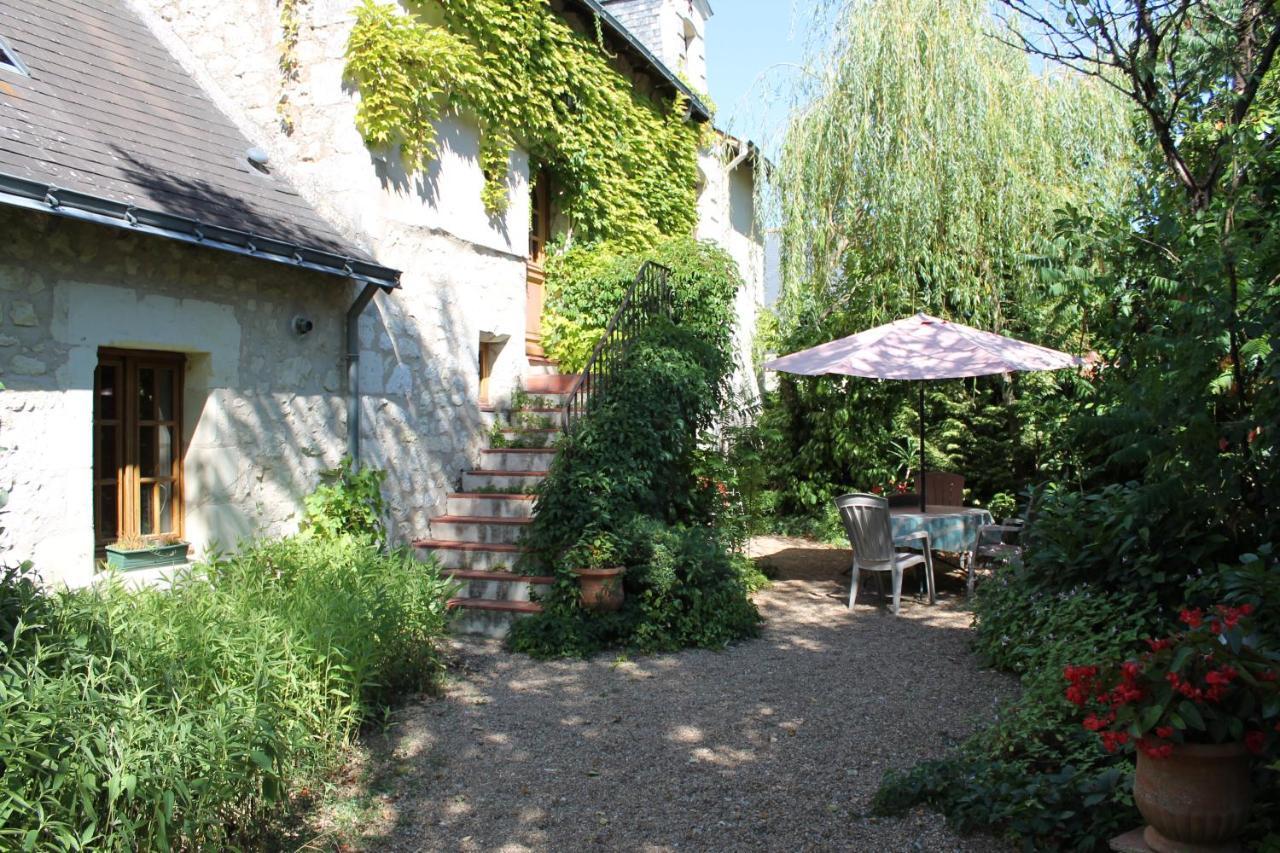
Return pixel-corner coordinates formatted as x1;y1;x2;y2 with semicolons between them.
414;372;577;638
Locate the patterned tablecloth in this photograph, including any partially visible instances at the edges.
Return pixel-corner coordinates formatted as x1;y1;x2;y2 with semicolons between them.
890;506;994;554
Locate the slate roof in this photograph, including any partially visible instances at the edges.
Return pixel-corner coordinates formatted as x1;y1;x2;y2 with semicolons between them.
0;0;399;288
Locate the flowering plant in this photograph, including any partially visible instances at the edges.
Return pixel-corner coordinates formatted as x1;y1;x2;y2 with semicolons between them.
1064;604;1280;759
869;478;912;497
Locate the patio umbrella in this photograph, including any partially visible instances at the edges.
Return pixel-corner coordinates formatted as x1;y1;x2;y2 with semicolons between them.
763;313;1082;511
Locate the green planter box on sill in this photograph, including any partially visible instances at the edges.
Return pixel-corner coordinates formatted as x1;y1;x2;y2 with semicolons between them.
105;541;190;571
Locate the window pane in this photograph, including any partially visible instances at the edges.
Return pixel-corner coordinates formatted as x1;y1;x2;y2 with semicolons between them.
157;425;172;477
155;368;175;421
94;364;118;420
95;485;118;542
138;368;155;420
157;481;173;533
139;482;154;534
94;426;117;480
139;426;156;477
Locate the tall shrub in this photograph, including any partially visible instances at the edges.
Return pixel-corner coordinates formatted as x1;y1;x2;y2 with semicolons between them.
763;0;1132;513
542;236;742;372
510;319;761;657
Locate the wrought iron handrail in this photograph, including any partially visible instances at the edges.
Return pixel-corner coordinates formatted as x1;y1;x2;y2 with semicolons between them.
562;261;675;434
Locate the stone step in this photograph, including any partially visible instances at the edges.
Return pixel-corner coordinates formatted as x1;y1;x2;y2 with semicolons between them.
519;392;571;409
447;597;543;639
498;426;562;447
430;515;531;546
480;406;566;430
444;569;555;604
524;373;580;395
414;540;524;571
480;448;558;472
446;493;537;518
526;355;558;376
461;470;547;492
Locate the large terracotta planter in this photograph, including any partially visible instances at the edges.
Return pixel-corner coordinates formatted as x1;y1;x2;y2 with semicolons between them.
1134;741;1252;853
571;566;625;612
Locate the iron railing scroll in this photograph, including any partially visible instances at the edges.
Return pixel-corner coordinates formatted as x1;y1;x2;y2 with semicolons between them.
561;261;675;435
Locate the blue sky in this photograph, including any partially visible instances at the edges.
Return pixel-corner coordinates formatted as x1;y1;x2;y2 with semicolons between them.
705;1;817;155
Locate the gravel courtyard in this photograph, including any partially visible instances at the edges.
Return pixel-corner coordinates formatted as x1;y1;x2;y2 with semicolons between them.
325;537;1017;851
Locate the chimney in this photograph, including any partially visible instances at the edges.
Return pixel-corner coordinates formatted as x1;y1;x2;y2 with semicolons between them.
600;0;713;92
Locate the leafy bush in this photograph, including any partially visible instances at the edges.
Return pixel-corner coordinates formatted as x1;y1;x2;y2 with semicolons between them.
302;457;388;546
0;537;451;850
987;491;1017;521
873;562;1164;850
1021;482;1229;604
542;236;741;372
509;320;761;657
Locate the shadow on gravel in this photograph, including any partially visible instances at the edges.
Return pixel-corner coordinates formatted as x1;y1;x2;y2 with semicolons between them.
316;536;1015;852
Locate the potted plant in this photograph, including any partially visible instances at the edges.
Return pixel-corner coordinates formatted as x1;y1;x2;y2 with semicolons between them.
105;533;190;571
1064;604;1280;853
563;531;625;612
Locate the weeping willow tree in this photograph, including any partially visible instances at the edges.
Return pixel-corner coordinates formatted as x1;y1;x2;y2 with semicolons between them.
759;0;1135;511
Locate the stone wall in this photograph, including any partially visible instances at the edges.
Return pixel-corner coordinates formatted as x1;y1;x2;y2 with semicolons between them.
0;207;525;585
0;210;345;584
130;0;533;546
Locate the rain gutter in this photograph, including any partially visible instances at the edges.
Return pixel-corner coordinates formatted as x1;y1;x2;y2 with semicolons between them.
346;282;383;469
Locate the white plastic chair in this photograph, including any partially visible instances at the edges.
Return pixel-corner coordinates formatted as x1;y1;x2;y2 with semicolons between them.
834;493;936;614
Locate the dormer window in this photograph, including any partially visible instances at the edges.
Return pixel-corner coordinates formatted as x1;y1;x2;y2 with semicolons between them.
0;35;29;76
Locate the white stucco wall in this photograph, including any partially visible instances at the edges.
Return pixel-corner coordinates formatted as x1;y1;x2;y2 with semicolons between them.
0;210;351;585
697;141;765;405
131;0;534;543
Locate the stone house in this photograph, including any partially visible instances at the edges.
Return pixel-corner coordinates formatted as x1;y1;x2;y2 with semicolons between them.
0;0;763;588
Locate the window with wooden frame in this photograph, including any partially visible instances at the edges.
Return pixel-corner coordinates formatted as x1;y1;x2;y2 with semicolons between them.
528;170;551;265
93;349;185;548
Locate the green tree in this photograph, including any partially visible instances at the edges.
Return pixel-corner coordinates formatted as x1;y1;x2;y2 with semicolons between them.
763;0;1133;511
999;0;1280;581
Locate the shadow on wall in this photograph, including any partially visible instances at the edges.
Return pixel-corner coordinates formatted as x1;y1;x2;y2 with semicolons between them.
369;113;516;250
113;144;498;547
0;208;485;569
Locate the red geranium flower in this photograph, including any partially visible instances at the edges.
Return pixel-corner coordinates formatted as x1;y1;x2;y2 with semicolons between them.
1179;608;1204;628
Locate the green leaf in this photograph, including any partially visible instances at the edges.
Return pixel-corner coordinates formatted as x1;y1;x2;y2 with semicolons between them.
1179;701;1205;730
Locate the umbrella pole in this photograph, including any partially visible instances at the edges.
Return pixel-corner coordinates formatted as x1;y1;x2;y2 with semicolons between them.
919;381;927;512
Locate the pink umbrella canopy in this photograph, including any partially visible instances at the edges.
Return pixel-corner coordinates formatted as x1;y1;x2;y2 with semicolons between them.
763;313;1082;379
764;313;1082;511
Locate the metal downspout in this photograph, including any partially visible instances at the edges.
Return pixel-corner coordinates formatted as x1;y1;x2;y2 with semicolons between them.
346;282;382;469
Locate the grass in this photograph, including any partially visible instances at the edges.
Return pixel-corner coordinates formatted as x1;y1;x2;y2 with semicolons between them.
0;535;453;850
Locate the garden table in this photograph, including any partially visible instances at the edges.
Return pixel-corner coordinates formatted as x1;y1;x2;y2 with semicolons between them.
890;505;993;558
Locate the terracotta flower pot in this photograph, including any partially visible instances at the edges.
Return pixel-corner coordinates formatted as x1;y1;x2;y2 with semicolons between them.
571;566;625;612
1134;741;1252;853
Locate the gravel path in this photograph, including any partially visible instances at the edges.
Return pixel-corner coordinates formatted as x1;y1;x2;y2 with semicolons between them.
330;536;1017;852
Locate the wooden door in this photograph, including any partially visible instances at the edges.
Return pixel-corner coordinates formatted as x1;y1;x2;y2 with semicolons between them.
526;171;550;359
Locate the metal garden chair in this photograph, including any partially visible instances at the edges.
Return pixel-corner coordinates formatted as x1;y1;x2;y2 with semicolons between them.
968;486;1043;594
834;493;936;614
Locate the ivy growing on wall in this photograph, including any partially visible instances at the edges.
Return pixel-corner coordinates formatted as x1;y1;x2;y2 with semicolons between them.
344;0;701;248
276;0;308;134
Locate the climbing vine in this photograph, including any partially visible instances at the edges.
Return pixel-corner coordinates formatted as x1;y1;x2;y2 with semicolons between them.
344;0;700;248
276;0;308;134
